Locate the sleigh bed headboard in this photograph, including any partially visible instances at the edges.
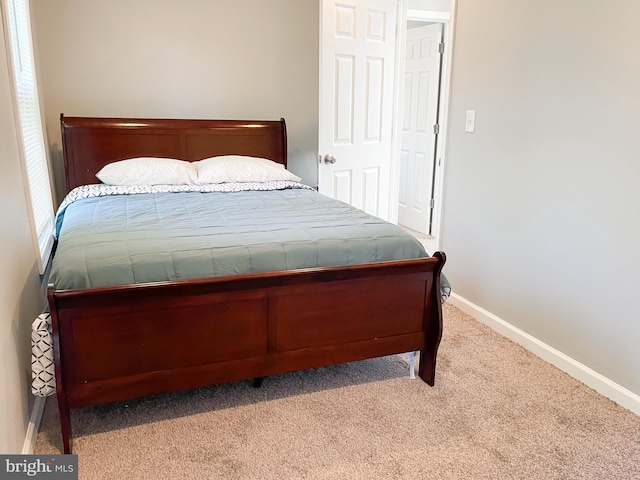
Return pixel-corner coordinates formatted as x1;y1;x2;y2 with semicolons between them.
60;115;288;191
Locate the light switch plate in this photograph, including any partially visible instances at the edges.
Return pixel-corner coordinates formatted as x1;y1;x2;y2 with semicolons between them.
465;110;476;133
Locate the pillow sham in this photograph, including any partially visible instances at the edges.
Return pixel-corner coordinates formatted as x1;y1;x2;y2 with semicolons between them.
193;155;301;184
96;157;198;186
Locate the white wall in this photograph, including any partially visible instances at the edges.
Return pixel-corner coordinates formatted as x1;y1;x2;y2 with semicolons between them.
31;0;319;201
409;0;449;12
0;18;48;453
442;0;640;396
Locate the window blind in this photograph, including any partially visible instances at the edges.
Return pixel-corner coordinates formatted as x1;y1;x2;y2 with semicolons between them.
3;0;54;273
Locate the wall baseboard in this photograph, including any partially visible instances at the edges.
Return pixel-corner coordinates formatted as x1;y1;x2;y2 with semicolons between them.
449;293;640;416
22;395;46;454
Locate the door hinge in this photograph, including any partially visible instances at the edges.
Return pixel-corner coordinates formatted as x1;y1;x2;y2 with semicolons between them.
438;42;445;54
430;198;435;209
433;124;440;135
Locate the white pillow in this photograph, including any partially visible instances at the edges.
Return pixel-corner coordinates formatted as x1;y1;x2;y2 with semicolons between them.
193;155;301;184
96;157;198;186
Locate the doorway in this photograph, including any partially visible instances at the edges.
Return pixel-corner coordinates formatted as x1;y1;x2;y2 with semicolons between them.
397;21;443;236
317;0;454;251
395;6;452;248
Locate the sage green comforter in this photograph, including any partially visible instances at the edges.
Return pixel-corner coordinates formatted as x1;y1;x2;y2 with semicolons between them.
50;186;448;292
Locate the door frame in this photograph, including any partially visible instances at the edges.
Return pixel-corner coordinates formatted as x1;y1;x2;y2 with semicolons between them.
389;0;457;249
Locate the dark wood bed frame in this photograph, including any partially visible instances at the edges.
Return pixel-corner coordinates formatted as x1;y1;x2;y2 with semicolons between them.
48;115;446;454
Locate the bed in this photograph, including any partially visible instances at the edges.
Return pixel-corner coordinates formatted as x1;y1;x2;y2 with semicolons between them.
45;115;448;454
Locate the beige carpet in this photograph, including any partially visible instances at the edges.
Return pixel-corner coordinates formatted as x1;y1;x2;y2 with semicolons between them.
35;304;640;479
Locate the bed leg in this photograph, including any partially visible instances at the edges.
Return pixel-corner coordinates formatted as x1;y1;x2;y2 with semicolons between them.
252;377;264;388
418;350;437;386
57;393;73;454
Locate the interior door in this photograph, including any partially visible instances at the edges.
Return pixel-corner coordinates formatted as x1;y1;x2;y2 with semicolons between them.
397;22;442;234
318;0;398;220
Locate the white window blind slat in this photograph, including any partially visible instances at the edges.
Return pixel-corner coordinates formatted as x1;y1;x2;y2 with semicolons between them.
4;0;55;273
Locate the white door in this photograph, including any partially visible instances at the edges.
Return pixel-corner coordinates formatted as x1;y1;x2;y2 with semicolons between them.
318;0;398;220
398;23;442;234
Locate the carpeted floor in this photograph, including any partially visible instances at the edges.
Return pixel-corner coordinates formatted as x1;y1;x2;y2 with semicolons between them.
35;304;640;479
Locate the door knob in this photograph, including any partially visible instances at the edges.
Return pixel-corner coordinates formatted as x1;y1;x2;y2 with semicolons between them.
323;154;336;164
